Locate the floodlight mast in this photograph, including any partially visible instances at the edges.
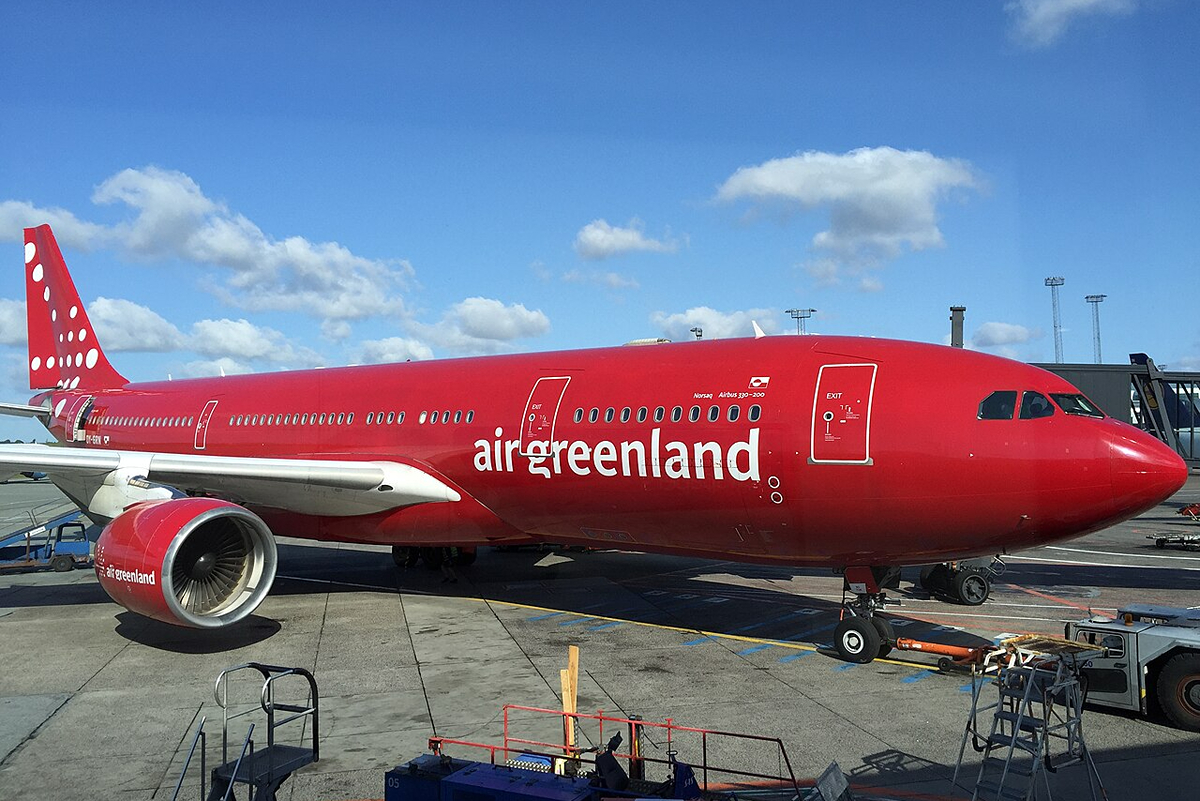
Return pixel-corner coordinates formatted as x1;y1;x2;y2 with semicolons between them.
1085;294;1106;363
1044;277;1065;363
785;308;816;335
690;327;703;340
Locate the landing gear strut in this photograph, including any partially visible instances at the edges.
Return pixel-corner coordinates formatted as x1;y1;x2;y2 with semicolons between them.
834;566;901;664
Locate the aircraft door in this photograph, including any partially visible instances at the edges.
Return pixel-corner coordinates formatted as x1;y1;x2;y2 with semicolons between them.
194;399;219;450
65;395;93;443
810;363;876;465
519;376;571;457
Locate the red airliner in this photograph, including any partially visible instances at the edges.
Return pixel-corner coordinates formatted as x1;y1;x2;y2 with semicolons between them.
0;225;1187;662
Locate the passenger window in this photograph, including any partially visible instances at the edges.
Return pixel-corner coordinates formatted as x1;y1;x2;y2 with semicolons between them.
671;406;682;422
454;410;462;423
708;405;720;422
400;411;408;423
728;405;740;422
749;405;761;422
637;406;647;423
367;412;374;424
574;408;583;423
654;406;665;422
605;407;615;423
689;406;700;422
588;407;599;423
620;407;631;423
463;411;470;423
441;411;450;424
301;414;308;425
978;391;1017;420
1020;391;1055;420
419;412;427;424
319;413;326;424
387;411;396;424
346;413;354;424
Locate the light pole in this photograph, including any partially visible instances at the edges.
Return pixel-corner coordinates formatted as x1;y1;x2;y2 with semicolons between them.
690;327;703;340
785;308;816;335
1044;277;1065;363
1085;294;1106;363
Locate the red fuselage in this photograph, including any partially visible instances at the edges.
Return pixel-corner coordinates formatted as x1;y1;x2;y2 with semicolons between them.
38;335;1187;568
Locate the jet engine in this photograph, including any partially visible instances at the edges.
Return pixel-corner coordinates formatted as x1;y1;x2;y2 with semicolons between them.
94;497;277;629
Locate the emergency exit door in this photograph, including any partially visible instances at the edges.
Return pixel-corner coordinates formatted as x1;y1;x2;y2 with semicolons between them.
810;363;876;465
519;376;571;456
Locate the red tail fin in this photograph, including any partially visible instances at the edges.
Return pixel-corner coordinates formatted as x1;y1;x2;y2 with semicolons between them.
24;225;127;391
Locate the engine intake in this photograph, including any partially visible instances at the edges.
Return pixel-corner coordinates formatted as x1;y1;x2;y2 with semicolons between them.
95;497;277;628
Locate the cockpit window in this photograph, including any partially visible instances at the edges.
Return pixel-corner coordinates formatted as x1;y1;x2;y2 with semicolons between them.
978;391;1017;420
1051;393;1105;418
1020;391;1055;419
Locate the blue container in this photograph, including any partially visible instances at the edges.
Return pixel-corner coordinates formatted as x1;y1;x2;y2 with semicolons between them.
385;754;476;801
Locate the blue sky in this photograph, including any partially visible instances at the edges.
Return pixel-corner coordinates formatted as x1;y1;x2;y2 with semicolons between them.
0;1;1196;440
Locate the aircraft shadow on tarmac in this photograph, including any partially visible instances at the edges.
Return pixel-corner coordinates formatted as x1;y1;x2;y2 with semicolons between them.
113;611;281;653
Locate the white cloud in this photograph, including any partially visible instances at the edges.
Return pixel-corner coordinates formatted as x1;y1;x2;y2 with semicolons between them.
413;297;551;354
718;147;978;281
562;269;640;290
858;276;884;293
354;337;435;364
1006;0;1135;47
1;167;411;323
0;300;25;346
179;357;251;378
574;219;679;260
0;201;111;251
87;297;187;352
651;306;778;341
972;321;1038;348
188;318;324;367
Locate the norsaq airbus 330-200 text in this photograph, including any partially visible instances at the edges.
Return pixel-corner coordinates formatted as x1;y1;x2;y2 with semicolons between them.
0;225;1186;663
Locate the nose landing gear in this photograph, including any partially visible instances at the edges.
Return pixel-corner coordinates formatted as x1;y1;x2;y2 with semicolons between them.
834;566;901;663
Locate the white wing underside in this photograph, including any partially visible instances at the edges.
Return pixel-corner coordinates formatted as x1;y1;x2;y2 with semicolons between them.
0;444;461;521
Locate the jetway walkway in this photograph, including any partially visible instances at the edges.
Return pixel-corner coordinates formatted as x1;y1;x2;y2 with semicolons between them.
1039;353;1200;467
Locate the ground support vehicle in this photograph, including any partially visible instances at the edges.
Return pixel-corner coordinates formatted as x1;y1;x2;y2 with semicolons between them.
1065;604;1200;731
0;510;90;572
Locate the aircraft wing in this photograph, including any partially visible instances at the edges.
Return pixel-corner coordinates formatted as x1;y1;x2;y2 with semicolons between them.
0;402;51;419
0;443;461;521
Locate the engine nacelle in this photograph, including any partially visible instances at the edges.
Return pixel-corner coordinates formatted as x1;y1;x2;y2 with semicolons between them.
94;497;277;629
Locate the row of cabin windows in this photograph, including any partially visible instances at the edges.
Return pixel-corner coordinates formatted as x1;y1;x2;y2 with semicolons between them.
978;391;1105;421
573;404;763;425
91;412;195;428
231;412;355;427
228;409;476;428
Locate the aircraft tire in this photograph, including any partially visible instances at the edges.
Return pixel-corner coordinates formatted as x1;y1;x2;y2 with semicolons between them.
392;546;420;568
953;569;990;606
870;617;894;658
919;564;949;595
1157;653;1200;732
50;555;74;572
834;617;880;664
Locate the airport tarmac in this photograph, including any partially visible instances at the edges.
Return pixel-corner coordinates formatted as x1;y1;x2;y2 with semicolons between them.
1;478;1198;800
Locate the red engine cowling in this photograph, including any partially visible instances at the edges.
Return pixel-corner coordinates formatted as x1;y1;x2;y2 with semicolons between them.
94;497;277;629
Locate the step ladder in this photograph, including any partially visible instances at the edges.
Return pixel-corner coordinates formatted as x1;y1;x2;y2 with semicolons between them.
955;637;1108;801
171;663;320;801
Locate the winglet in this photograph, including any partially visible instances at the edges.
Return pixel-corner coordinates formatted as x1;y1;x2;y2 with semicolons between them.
24;225;127;391
752;320;766;339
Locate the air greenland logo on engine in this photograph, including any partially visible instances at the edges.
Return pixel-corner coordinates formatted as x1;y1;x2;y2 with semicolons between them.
101;563;157;586
474;427;760;481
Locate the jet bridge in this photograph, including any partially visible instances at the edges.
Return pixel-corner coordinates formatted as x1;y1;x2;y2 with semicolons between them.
1038;353;1200;467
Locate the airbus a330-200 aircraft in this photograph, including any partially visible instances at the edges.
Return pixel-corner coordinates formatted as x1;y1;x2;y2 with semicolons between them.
0;225;1187;663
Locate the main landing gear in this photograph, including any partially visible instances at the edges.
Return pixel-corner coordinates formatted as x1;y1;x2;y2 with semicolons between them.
834;566;902;664
919;557;1003;606
391;546;478;569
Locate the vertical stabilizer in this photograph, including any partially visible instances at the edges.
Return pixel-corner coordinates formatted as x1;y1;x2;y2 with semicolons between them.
24;225;127;390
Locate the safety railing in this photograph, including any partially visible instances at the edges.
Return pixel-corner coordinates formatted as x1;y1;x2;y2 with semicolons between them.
429;704;802;797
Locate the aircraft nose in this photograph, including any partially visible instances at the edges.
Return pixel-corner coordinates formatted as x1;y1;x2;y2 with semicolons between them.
1109;426;1188;518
